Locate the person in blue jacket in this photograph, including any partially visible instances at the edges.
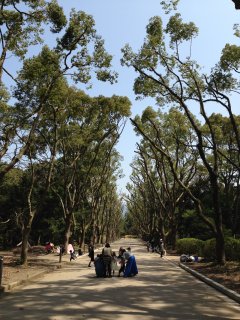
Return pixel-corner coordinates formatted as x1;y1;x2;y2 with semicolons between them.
123;247;138;277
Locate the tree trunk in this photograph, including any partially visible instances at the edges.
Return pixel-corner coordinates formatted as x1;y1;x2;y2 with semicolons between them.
215;229;225;265
168;223;177;250
20;225;32;266
63;212;73;252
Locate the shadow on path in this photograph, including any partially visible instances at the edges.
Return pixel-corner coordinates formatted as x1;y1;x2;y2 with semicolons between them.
0;238;239;320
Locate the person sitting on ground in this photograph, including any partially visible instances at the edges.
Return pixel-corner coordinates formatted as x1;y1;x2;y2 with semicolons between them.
180;254;194;263
94;254;105;277
123;247;132;260
123;247;138;277
45;242;54;254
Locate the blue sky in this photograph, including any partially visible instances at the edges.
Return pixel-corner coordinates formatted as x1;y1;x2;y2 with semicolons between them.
54;1;240;193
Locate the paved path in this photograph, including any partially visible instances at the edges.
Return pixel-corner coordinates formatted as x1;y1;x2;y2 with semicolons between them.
0;238;239;319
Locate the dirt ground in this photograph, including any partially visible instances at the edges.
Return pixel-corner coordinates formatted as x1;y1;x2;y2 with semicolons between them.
188;261;240;294
1;249;240;296
0;250;67;288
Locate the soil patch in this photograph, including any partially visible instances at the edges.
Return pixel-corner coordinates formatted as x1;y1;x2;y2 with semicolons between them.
0;251;61;287
188;261;240;294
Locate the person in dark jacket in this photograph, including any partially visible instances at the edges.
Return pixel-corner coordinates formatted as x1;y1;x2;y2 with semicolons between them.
88;243;95;267
94;254;105;277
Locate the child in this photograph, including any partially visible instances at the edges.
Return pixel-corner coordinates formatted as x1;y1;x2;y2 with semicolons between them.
118;248;126;277
69;250;76;262
111;251;119;276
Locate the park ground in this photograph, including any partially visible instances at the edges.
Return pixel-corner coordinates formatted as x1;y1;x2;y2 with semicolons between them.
0;238;240;319
1;244;240;295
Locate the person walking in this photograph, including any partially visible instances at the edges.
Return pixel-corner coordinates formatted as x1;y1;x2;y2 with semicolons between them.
102;242;113;277
69;250;76;262
88;243;95;267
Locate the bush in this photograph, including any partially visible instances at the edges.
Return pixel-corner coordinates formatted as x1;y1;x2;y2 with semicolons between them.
176;237;240;261
176;238;204;255
225;238;240;261
202;238;216;260
202;237;240;261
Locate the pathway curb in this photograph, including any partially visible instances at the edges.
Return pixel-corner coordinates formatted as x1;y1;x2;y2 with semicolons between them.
163;255;240;304
0;253;90;294
179;262;240;304
0;265;62;294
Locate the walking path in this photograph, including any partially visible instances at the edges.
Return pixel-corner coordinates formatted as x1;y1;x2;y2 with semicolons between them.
0;238;239;319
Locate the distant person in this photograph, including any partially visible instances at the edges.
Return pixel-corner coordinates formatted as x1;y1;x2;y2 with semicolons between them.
88;243;95;267
45;242;54;254
78;248;83;256
159;239;165;258
150;238;155;252
69;250;76;262
146;241;150;252
60;245;65;255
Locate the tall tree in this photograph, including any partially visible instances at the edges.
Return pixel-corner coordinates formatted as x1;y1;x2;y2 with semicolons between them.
0;7;117;180
2;6;119;264
121;11;240;264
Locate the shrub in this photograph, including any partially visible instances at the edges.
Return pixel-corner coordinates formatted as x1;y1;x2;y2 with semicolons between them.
202;237;240;261
225;237;240;261
176;238;204;255
202;238;216;260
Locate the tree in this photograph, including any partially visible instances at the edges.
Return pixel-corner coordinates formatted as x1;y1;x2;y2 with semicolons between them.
0;7;117;181
50;92;130;251
1;6;119;264
121;11;240;264
127;107;201;247
0;0;67;82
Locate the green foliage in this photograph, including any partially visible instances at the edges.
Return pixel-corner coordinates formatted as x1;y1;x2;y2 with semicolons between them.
176;238;204;255
179;216;211;241
220;44;240;71
202;238;216;260
47;0;67;33
0;0;67;61
225;238;240;261
165;13;198;45
160;0;179;14
201;238;240;261
146;16;163;46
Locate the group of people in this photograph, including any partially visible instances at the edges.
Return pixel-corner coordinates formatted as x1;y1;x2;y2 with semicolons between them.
147;238;165;257
90;243;138;278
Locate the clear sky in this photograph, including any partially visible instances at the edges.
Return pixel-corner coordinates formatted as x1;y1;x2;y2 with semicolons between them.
57;0;239;194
